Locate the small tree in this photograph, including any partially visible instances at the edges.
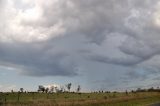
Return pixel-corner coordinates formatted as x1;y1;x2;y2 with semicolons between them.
60;86;65;92
54;86;59;92
50;86;54;93
20;88;24;93
77;85;81;93
38;85;45;93
11;90;14;93
45;88;49;93
66;83;72;92
125;90;128;95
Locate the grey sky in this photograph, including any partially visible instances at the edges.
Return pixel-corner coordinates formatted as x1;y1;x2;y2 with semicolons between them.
0;0;160;91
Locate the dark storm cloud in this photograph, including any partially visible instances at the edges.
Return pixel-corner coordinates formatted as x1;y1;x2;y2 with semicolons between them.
0;42;77;76
0;37;81;76
89;54;142;66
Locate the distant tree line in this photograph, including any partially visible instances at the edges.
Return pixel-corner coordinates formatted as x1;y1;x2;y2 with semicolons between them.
37;83;81;93
91;87;160;94
1;85;160;94
133;87;160;93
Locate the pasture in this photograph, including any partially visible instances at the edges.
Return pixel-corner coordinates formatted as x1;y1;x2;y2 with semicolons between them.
0;92;160;106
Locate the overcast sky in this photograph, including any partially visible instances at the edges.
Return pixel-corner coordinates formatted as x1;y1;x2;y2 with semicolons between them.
0;0;160;92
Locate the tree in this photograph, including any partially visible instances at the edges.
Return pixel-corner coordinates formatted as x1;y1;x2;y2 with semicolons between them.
77;85;81;92
45;87;49;93
66;83;72;92
20;88;24;93
50;86;54;93
38;85;45;93
54;86;58;92
11;90;14;93
60;86;65;92
125;90;128;95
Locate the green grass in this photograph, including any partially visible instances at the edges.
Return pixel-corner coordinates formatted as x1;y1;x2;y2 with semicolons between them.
0;92;159;106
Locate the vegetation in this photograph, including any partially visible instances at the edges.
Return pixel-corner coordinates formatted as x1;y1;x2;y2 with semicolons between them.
0;91;159;106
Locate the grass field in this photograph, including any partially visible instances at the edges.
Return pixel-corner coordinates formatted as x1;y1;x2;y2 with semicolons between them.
0;92;160;106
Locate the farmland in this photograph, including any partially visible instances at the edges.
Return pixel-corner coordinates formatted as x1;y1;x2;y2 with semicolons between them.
0;91;160;106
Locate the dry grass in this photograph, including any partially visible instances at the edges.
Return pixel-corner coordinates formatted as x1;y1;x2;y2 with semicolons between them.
0;92;160;106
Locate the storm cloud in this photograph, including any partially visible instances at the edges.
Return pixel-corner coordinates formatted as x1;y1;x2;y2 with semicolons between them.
0;0;160;90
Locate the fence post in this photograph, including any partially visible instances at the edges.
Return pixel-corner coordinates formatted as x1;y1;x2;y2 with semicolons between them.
32;92;35;100
47;93;49;99
17;92;20;102
4;94;6;105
